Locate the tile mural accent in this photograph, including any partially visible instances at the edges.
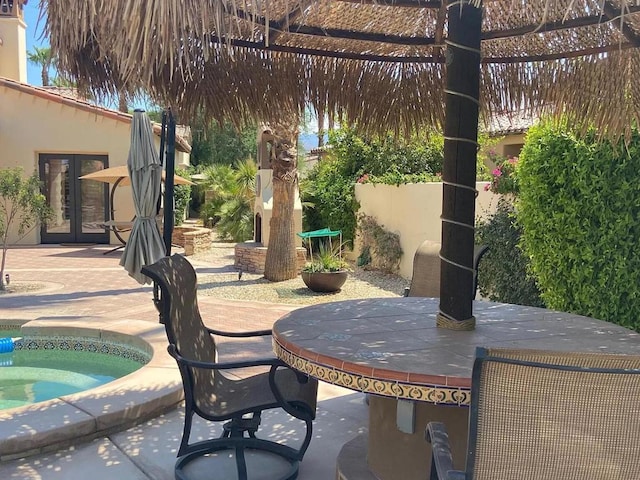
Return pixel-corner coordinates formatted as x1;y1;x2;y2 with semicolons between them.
273;340;470;406
12;335;151;364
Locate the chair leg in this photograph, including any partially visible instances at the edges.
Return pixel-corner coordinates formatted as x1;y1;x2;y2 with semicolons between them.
297;416;314;460
178;410;195;457
235;444;248;480
175;437;301;480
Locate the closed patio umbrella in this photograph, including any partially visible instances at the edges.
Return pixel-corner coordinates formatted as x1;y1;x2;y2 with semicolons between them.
119;110;166;284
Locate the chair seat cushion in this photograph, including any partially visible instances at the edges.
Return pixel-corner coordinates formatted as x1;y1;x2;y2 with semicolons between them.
195;367;318;419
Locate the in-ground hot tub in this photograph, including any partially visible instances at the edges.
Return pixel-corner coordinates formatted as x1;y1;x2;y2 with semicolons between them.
0;318;183;462
1;332;147;410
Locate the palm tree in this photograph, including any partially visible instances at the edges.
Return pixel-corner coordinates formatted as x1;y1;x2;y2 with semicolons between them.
201;163;236;222
27;47;53;86
262;120;300;282
200;160;257;241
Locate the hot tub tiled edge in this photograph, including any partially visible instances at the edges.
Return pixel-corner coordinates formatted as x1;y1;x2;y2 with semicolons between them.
0;318;183;462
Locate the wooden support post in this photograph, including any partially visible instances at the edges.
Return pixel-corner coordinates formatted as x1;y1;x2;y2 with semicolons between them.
438;0;482;330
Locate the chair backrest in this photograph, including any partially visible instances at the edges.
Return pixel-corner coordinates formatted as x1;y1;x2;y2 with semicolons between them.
467;347;640;480
141;254;218;385
407;241;487;298
407;240;441;297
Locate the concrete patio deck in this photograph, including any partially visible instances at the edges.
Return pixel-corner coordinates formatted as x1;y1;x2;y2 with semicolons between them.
0;245;369;479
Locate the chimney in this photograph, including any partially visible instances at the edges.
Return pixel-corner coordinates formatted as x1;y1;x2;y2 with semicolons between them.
0;0;27;82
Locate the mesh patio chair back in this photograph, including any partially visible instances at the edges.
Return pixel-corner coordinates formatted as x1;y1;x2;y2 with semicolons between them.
427;347;640;480
142;253;222;412
406;241;487;298
142;254;318;479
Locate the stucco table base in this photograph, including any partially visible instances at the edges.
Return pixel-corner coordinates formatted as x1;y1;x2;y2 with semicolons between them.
336;397;468;480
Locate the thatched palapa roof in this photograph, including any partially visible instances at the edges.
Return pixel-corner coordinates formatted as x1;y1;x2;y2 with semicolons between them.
44;0;640;137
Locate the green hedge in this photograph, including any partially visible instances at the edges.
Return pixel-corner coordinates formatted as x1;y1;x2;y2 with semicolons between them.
518;122;640;330
475;200;544;307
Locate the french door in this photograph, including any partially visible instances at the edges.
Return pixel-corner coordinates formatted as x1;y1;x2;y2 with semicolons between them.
39;154;110;244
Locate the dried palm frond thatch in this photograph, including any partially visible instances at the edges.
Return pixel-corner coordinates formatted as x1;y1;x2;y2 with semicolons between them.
44;0;640;137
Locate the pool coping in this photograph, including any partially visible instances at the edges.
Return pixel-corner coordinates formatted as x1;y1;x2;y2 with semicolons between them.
0;317;183;462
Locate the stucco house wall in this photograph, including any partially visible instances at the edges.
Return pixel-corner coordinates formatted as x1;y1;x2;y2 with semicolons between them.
1;9;190;246
493;132;526;159
0;79;191;245
355;182;499;279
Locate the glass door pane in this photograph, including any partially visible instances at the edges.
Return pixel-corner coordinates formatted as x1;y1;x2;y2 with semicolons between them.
39;154;109;244
42;157;71;234
79;159;108;234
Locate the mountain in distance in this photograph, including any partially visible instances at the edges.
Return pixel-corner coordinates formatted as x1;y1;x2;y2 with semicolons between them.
298;132;328;152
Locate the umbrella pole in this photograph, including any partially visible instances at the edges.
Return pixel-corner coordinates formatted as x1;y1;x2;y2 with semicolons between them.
163;111;176;256
437;0;482;331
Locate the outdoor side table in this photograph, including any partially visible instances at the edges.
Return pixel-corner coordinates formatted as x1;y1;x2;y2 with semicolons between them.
272;297;640;480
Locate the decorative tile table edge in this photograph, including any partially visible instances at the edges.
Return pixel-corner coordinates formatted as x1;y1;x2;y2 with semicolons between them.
273;339;471;406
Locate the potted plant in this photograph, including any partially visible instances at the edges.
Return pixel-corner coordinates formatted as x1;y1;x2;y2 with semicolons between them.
301;240;350;293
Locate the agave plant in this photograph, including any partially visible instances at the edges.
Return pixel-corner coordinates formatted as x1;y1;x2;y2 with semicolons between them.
302;241;349;273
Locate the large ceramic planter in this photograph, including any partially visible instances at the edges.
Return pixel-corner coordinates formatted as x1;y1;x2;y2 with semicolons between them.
301;271;348;293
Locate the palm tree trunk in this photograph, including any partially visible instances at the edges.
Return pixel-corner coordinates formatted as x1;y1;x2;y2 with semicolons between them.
264;121;299;282
118;93;128;113
41;67;49;87
317;110;325;148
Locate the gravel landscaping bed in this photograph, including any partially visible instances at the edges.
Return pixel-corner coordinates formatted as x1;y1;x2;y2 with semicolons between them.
190;240;408;305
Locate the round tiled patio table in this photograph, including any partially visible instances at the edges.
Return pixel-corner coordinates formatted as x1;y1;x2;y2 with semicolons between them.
272;297;640;480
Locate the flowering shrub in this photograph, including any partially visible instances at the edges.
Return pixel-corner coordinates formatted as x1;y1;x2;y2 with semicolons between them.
484;152;519;195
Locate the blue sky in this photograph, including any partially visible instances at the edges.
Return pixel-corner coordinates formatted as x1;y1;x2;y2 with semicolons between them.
23;1;48;86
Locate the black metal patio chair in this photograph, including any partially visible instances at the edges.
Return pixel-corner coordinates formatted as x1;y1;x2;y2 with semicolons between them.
142;254;318;480
426;347;640;480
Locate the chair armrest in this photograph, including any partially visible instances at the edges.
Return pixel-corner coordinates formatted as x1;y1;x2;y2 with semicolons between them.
206;326;272;338
168;344;283;370
425;422;465;480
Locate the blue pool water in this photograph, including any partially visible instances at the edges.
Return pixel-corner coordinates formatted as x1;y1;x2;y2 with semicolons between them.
0;343;144;410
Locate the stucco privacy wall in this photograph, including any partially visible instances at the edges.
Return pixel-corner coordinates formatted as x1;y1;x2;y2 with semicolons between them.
355;182;499;279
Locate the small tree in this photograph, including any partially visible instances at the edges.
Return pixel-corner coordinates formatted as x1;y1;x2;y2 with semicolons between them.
0;168;53;290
